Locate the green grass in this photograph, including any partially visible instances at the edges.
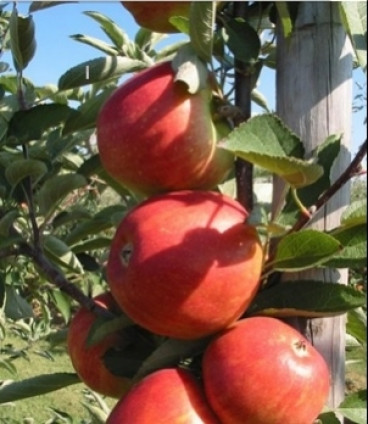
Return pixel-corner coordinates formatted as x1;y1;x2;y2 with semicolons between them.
0;330;117;423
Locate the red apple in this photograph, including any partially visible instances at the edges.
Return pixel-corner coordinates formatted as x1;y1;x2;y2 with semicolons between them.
202;317;330;424
121;1;191;33
97;61;233;196
106;190;263;339
67;292;131;398
106;368;220;423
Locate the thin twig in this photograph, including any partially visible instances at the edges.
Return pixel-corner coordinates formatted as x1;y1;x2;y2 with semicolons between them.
291;139;367;232
21;242;115;319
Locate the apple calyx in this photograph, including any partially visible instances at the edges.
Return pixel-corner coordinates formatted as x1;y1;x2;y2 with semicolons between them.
120;242;133;267
293;339;309;357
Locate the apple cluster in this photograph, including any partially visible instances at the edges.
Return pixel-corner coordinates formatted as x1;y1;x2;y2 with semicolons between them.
66;8;331;421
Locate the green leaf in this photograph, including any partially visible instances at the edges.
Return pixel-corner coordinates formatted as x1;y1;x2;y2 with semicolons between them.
347;308;367;345
172;43;209;94
135;28;166;51
169;16;190;35
44;235;84;274
133;337;211;382
276;134;342;227
37;173;87;216
64;204;126;245
275;2;293;38
82;403;108;423
188;1;215;63
58;56;146;90
325;223;367;268
7;104;76;143
70;34;119;56
62;86;116;135
0;359;17;377
342;199;367;227
71;237;111;254
339;2;367;71
318;412;341;424
83;10;129;49
0;235;24;250
270;230;342;271
4;286;34;320
86;314;133;347
337;390;367;424
222;17;261;66
50;291;71;324
0;373;80;403
5;158;47;186
246;280;366;318
9;9;36;72
0;210;19;236
222;114;323;188
28;2;77;13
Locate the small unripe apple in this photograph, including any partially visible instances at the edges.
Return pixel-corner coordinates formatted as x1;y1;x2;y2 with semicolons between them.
106;368;220;423
107;190;263;339
121;1;191;33
97;61;233;196
202;317;330;424
67;293;131;398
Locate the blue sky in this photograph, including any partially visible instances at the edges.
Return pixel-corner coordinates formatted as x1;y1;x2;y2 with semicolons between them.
1;1;366;157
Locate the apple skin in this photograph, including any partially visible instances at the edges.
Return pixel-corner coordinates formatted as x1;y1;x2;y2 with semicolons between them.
106;368;220;424
97;61;233;197
202;317;330;424
106;190;263;340
67;293;131;398
121;1;191;33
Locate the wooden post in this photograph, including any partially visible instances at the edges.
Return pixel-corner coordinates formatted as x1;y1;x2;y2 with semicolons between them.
274;2;353;413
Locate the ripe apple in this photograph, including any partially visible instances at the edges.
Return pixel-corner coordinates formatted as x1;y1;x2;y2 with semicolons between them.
106;190;263;339
121;1;191;33
106;368;220;423
67;292;131;398
97;61;233;197
202;316;330;424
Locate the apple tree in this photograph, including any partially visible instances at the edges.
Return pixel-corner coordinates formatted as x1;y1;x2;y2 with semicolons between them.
0;1;366;423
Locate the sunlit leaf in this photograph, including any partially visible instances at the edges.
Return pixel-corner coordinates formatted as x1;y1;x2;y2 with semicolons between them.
325;223;367;268
222;114;323;188
172;43;209;94
347;308;367;345
339;2;367;71
70;34;118;56
341;198;367;227
275;2;293;38
44;235;84;274
189;1;215;63
58;56;146;90
337;390;367;424
246;280;366;317
270;230;342;271
84;10;129;49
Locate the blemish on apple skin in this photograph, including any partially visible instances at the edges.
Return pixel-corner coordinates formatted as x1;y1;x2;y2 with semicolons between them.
120;242;133;267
